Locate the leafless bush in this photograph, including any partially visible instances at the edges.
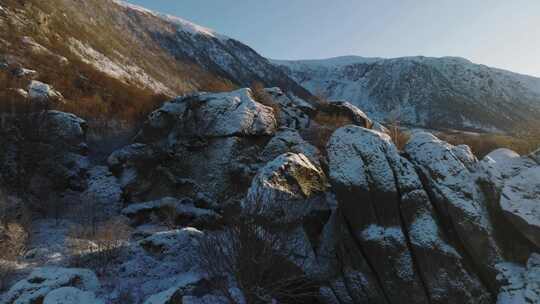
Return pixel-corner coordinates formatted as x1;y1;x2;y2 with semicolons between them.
199;215;320;304
69;217;132;274
387;107;410;150
0;192;31;261
251;82;281;122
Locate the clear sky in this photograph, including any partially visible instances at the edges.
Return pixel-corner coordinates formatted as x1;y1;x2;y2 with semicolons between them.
125;0;540;77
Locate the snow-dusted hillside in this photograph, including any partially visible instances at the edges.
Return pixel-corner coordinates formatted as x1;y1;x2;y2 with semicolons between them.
273;56;540;132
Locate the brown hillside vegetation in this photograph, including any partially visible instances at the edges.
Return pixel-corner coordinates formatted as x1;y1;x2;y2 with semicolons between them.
0;0;236;128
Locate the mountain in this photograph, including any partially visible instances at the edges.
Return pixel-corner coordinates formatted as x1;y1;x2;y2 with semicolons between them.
272;56;540;132
0;0;310;125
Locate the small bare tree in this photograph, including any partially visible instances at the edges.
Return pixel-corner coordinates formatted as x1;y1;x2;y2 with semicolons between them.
199;213;320;304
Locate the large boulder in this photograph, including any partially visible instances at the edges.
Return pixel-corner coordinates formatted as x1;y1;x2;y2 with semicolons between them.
327;126;491;303
500;167;540;248
259;128;323;166
2;267;99;304
110;89;279;203
264;87;314;129
138;88;277;141
405;131;504;291
27;80;64;104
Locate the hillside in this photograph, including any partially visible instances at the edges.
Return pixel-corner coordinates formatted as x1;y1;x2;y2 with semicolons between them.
273;56;540;132
0;0;310;125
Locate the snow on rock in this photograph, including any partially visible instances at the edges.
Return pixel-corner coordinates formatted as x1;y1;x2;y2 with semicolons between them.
481;148;537;188
264;87;314;129
44;111;87;146
82;166;123;215
497;254;540;304
141;88;277;140
396;158;491;303
327;125;429;303
259;128;322;166
139;227;204;257
43;287;104;304
243;153;328;223
3;267;99;304
405;131;503;290
27;80;63;103
122;197;221;228
500;167;540;247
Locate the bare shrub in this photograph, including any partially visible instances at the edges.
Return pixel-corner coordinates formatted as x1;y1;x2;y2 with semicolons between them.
300;123;336;154
199;215;320;304
69;217;132;274
251;82;281;122
0;192;31;261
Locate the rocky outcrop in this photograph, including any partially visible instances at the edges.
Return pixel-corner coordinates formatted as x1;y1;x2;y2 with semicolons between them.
500;166;540;248
405;131;504;291
327;126;490;303
2;267;100;304
122;197;221;229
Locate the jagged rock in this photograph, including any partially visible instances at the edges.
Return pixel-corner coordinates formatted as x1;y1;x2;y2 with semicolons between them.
316;101;373;129
27;80;63;103
243;153;328;224
82;166;123;215
327;126;430;303
242;152;335;293
138;88;277;141
264;87;314;129
396;157;491;303
2;267;100;304
481;148;538;190
259;128;323;168
122;197;221;228
497;254;540;303
43;287;104;304
111;89;280;202
405;131;504;291
315;210;389;304
43;111;87;147
500;167;540;248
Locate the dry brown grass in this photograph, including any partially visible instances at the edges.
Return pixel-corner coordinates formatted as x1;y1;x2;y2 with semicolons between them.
251;82;281;122
68;217;132;274
437;131;540;158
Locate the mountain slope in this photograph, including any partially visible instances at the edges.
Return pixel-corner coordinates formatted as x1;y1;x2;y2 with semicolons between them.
0;0;310;124
273;56;540;132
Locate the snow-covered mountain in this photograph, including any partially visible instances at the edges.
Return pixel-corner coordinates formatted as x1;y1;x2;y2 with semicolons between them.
273;56;540;132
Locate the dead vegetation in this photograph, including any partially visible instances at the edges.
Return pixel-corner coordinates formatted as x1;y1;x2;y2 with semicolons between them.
199;215;320;304
68;216;132;275
436;128;540;158
251;82;281;122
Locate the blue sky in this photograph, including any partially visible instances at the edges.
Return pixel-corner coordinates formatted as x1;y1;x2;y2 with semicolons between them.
125;0;540;76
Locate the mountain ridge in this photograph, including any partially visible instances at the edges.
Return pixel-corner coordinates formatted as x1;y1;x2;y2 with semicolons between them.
273;55;540;132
